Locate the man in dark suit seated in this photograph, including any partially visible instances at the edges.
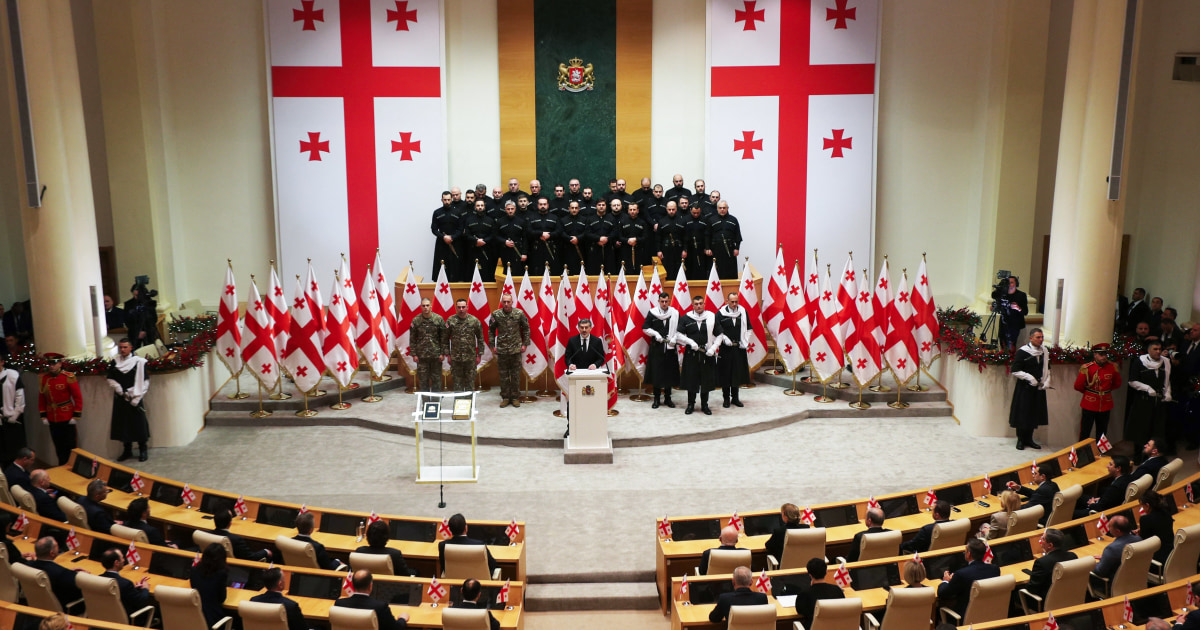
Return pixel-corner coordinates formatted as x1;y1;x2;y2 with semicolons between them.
764;503;808;561
565;318;607;371
4;447;35;491
98;547;155;619
699;526;744;575
1076;455;1134;518
29;470;66;522
937;538;1001;618
293;511;345;571
27;537;83;608
438;513;496;576
78;478;116;535
900;500;951;554
708;566;768;624
213;509;271;562
249;567;307;630
334;569;408;630
1007;466;1058;524
1025;528;1077;599
1092;515;1141;580
123;497;173;547
455;578;500;630
355;519;412;576
1132;439;1169;483
796;557;845;623
1171;608;1200;629
847;508;889;563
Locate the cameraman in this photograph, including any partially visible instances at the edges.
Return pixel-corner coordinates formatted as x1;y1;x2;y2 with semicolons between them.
991;276;1028;351
124;283;158;349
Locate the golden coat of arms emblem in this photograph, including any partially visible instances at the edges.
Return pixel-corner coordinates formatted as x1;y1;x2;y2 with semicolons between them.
581;385;596;396
558;57;594;92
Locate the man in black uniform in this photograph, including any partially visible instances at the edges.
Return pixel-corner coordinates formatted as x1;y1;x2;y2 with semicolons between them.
548;184;569;215
499;178;525;207
642;292;679;408
630;177;654;208
655;201;687;278
644;184;667;224
585;200;618;276
567;178;583;205
666;174;691;204
474;184;495;211
431;191;462;279
557;201;589;276
678;296;722;415
690;179;707;207
700;190;720;216
683;204;711;280
448;187;465;212
495;201;528;276
707;201;742;279
515;193;532;221
1009;328;1049;450
676;195;693;220
525;197;560;274
609;197;626;219
462;200;498;282
617;202;655;272
1128;340;1173;458
527;179;545;206
716;292;750;407
107;339;151;461
579;187;596;212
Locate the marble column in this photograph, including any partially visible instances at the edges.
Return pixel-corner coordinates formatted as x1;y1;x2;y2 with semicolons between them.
1043;0;1136;346
11;0;107;356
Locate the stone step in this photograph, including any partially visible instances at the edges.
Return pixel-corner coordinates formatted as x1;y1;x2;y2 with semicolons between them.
524;582;660;612
754;368;947;403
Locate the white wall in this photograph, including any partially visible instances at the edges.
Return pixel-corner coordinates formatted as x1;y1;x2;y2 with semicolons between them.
445;0;501;190
651;0;706;186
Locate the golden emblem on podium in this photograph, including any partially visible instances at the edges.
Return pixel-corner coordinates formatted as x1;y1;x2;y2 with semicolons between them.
558;57;594;92
581;385;596;396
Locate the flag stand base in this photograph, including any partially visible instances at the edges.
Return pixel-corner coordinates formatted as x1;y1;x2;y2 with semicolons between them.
362;378;382;403
907;370;929;392
250;382;273;418
813;380;835;403
764;348;784;375
888;385;909;409
829;380;850;390
330;387;351;410
519;372;537;403
269;379;292;400
629;379;651;402
849;386;870;410
227;375;250;400
607;409;619;417
296;392;318;417
740;382;756;389
475;371;491;392
373;374;393;382
552;410;565;418
347;383;360;389
783;370;804;396
869;385;891;392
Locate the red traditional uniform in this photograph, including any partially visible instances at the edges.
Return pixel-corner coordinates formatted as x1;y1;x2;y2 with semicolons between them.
38;361;82;465
1073;344;1121;441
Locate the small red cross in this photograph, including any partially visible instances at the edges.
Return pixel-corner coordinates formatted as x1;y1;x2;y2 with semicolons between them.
299;132;330;161
734;0;765;30
823;129;853;158
564;287;573;299
921;341;932;352
651;283;662;294
677;281;688;292
438;283;450;294
406;284;417;294
597;288;609;301
332;294;341;305
295;365;308;377
523;289;534;301
809;273;818;284
254;300;263;311
377;272;385;283
336;361;348;372
783;343;793;354
898;291;908;303
369;290;377;300
843;269;855;282
822;290;832;301
710;281;721;292
472;282;482;293
895;358;906;369
292;0;324;31
858;291;870;303
878;278;888;290
371;352;379;362
816;352;827;362
579;284;590;295
638;289;648;300
748;343;756;353
789;286;800;296
856;358;867;369
274;286;284;297
344;278;352;288
744;279;754;291
525;354;536;364
261;363;273;374
310;280;319;292
293;297;305;309
225;348;236;358
386;0;418;31
920;275;928;286
543;285;554;296
502;285;513;295
777;265;785;276
390;132;421;161
617;284;627;294
826;0;857;29
733;130;763;160
637;355;646;364
225;285;235;296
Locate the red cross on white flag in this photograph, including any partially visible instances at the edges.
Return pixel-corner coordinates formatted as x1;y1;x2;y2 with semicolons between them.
12;511;28;533
367;511;381;524
506;519;520;541
658;517;673;539
1068;447;1078;468
738;261;770;370
427;577;447;603
1122;596;1133;622
551;272;572;412
625;268;652;378
468;264;494;371
437;518;452;539
763;249;803;372
810;263;845;381
267;264;292;362
497;579;510;604
395;263;422;375
299;504;309;514
1097;434;1113;454
611;267;632;363
241;276;280;390
342;570;354;595
679;574;689;598
982;473;991;495
130;471;144;493
924;488;937;507
849;267;881;386
729;511;744;533
1187;582;1197;606
801;506;816;526
234;495;248;517
323;269;358;388
704;263;725;315
216;263;244;376
181;484;196;505
517;270;548;380
884;269;918;386
754;569;773;593
707;0;878;275
1042;612;1059;630
126;541;141;567
355;265;388;378
267;0;447;284
1096;513;1110;536
832;561;852;588
284;263;328;393
867;496;879;511
911;255;940;368
66;528;79;551
371;251;399;357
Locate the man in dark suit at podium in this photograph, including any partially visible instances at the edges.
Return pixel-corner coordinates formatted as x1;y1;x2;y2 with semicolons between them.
563;319;608;438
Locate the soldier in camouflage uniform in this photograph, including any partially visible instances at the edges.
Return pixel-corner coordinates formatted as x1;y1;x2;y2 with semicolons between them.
446;298;484;392
408;298;446;391
487;294;531;407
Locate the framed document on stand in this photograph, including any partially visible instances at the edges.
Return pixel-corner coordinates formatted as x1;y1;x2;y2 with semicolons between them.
412;391;479;486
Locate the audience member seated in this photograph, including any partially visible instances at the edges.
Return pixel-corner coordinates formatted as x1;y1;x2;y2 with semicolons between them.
900;500;950;554
764;502;807;561
707;566;768;624
78;478;115;535
191;543;229;627
249;567;307;630
698;526;744;575
4;447;35;491
213;509;271;562
294;511;346;571
847;508;889;563
1132;440;1170;482
796;557;845;623
334;569;409;630
99;547;155;618
28;536;83;607
438;513;497;576
1093;515;1141;579
456;578;500;630
1136;490;1175;564
1008;465;1059;524
1025;528;1076;600
103;295;126;331
983;490;1021;540
1076;455;1134;518
355;519;412;576
28;469;66;522
1170;609;1200;629
936;538;1000;618
124;497;173;547
902;559;928;588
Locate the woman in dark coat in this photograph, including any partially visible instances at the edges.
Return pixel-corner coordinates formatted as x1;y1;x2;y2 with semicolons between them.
190;543;229;627
1009;328;1049;450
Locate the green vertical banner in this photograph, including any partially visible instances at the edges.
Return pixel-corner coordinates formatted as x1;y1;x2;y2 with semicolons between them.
533;0;616;193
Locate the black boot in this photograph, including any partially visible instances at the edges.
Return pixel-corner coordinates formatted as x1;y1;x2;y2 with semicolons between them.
686;392;695;414
722;387;731;408
663;393;676;408
652;391;661;409
731;392;743;407
138;443;148;462
701;393;712;415
118;444;134;462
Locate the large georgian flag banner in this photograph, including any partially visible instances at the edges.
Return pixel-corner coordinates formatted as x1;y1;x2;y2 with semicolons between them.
707;0;878;267
267;0;447;283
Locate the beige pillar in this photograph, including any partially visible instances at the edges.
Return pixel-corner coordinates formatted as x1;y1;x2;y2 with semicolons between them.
1043;0;1136;346
9;0;106;356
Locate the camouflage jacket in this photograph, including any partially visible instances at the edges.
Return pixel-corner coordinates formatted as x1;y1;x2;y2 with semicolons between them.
487;308;531;355
446;314;485;361
408;313;445;359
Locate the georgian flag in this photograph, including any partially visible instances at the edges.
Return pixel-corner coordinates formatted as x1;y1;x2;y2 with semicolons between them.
573;270;594;334
284;264;327;394
612;267;634;372
342;570;354;595
884;270;918;385
428;577;447;603
678;574;689;598
437;518;452;539
982;473;991;495
181;484;196;505
506;519;520;541
338;257;360;333
832;561;852;588
911;256;940;367
1068;447;1078;468
762;248;802;371
356;265;388;378
754;569;772;593
130;471;144;493
802;249;822;354
670;266;693;366
267;264;292;364
431;262;455;374
538;267;556;349
234;495;249;517
801;506;816;526
468;265;493;371
372;251;398;356
785;256;810;365
657;517;673;539
267;0;447;284
924;487;937;507
849;268;881;386
496;579;510;605
835;255;859;357
738;261;769;369
867;496;879;511
216;263;244;375
704;263;724;314
66;528;80;551
241;277;280;390
809;264;844;382
605;313;622;411
870;259;891;351
126;541;141;567
625;269;651;377
517;271;548;379
707;0;878;275
323;269;358;388
729;511;744;533
552;271;572;409
12;511;28;533
1097;434;1112;454
592;272;611;344
395;264;422;373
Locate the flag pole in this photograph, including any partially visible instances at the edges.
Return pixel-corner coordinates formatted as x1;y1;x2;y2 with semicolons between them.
783;368;803;396
629;370;650;401
250;380;272;418
538;370;555;397
270;376;292;400
331;385;351;410
850;383;870;409
363;371;382;403
519;371;536;403
227;372;249;399
813;373;834;403
908;367;928;392
868;371;890;392
297;389;318;417
888;381;908;409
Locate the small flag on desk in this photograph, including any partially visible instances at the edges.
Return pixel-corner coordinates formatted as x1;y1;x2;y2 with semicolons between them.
367;511;381;525
1187;582;1197;607
1042;612;1059;630
1030;461;1039;475
1068;447;1078;468
427;577;447;603
1097;513;1111;536
506;519;520;541
657;517;673;539
1139;505;1146;515
1097;434;1113;454
496;579;510;605
729;511;744;533
91;460;98;476
679;574;689;597
299;503;309;514
342;570;353;595
982;543;994;564
13;512;28;533
438;518;452;538
1123;595;1134;622
982;473;991;494
130;471;144;493
193;552;201;567
867;496;880;511
801;507;816;526
126;541;141;567
66;528;79;552
754;569;772;593
1189;483;1196;504
912;551;921;565
234;495;248;517
924;488;937;507
181;483;196;505
833;561;852;588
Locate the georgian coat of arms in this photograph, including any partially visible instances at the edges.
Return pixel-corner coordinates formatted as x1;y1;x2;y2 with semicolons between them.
557;57;595;92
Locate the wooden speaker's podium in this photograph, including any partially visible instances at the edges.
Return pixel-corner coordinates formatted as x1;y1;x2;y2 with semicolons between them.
564;369;613;464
